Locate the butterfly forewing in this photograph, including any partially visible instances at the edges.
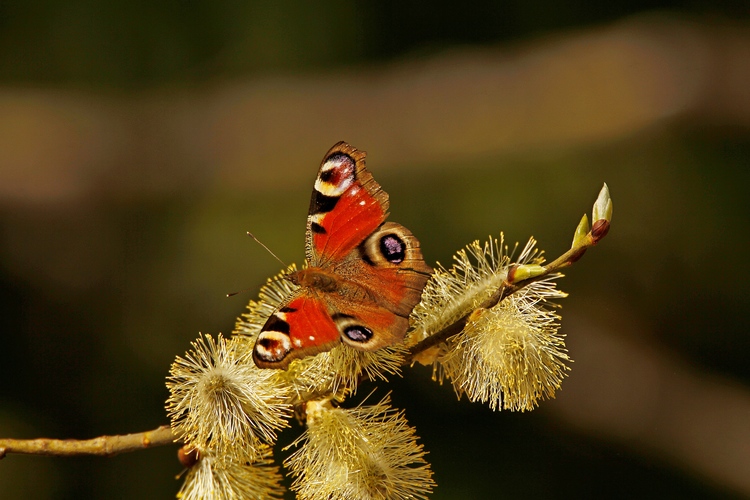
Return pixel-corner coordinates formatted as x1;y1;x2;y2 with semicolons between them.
305;142;389;266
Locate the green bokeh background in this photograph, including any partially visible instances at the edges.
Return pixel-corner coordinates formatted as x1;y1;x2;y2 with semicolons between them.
1;1;749;499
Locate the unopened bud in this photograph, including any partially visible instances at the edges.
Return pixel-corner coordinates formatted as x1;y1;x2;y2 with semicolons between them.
592;183;613;223
572;214;590;249
591;219;610;242
178;446;200;469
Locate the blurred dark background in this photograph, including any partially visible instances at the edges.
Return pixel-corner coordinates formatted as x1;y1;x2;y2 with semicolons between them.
1;1;749;498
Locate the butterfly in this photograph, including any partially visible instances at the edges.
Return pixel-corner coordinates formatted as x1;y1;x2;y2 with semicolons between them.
253;142;432;369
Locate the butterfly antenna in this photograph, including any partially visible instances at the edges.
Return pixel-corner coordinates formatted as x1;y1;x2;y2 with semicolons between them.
227;287;253;298
247;232;287;268
227;232;288;298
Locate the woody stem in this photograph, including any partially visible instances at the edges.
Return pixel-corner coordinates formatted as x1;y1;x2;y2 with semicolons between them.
0;425;176;458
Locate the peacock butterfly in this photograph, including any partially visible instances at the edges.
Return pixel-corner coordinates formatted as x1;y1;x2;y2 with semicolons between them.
253;142;432;369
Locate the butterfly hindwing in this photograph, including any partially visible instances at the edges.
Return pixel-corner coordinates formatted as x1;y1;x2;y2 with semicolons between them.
351;222;432;316
330;221;432;350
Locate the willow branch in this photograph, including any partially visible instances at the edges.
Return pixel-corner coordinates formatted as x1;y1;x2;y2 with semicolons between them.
0;234;597;459
405;183;612;365
0;425;176;459
0;186;611;460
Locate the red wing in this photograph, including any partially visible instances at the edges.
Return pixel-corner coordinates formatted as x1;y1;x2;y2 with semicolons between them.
305;142;389;266
252;294;341;369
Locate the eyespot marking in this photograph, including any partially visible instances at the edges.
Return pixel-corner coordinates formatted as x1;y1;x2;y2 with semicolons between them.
315;153;356;197
254;331;292;363
379;234;406;264
343;325;373;343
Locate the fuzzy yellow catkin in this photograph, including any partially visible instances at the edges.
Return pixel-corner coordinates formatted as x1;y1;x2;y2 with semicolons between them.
440;278;570;411
166;335;292;463
407;237;515;348
408;235;570;410
286;397;434;500
177;447;285;500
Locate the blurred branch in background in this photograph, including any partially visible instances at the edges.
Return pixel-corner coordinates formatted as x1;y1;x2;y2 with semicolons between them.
1;14;748;204
557;307;750;495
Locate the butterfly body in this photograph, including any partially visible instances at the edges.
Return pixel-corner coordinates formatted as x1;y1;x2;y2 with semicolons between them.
253;142;431;369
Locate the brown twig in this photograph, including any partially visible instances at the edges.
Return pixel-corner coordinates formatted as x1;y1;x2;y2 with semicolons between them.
0;425;176;459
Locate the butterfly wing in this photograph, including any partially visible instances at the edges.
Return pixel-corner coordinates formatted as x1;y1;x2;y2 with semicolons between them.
252;294;341;369
305;142;389;267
